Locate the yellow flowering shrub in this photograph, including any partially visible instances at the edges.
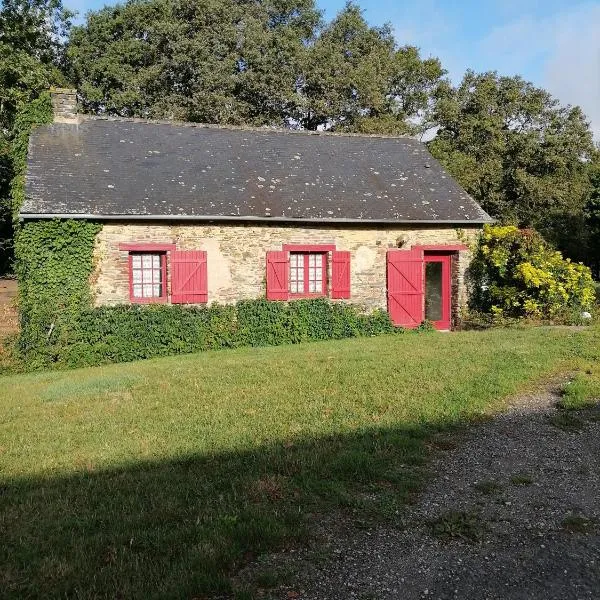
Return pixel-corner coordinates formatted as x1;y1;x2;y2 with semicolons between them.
468;225;596;321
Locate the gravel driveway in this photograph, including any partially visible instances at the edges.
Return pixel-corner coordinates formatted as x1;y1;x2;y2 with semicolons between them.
245;380;600;599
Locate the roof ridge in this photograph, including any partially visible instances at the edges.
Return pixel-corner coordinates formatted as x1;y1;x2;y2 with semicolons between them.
73;115;423;142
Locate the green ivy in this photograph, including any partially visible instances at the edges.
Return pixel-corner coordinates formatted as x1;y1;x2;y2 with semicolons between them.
9;91;54;221
14;219;103;367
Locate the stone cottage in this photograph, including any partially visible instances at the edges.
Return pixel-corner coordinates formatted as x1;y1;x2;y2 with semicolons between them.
21;89;493;330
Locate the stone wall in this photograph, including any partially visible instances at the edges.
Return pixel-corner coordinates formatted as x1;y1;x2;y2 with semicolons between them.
92;221;480;316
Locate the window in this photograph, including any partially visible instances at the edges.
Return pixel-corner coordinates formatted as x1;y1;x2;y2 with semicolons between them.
129;252;166;302
289;252;326;296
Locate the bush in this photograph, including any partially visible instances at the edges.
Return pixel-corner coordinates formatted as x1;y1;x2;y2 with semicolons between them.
43;299;402;369
468;225;596;322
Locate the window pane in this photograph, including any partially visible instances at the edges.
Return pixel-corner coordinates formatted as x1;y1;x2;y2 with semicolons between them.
132;270;142;283
313;279;322;293
142;255;152;268
152;255;160;268
132;255;142;268
133;284;142;297
425;261;443;321
153;284;161;296
143;284;153;297
153;269;161;283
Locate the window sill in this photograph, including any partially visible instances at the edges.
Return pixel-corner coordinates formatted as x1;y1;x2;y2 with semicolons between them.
288;293;328;300
130;297;168;304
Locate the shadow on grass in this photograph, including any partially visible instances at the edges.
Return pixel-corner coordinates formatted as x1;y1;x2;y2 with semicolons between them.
0;420;447;599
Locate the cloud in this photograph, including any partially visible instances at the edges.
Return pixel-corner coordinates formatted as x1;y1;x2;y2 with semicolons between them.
480;3;600;140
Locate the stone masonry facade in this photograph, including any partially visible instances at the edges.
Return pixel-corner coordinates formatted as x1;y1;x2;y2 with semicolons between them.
92;222;480;321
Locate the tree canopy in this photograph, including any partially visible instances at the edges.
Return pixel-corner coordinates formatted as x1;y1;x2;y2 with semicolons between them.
428;71;598;264
67;0;445;133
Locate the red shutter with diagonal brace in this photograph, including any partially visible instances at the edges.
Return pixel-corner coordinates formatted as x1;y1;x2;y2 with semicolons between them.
171;250;208;304
387;248;424;328
331;251;351;299
266;251;289;300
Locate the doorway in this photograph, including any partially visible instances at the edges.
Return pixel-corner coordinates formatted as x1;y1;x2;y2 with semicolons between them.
424;253;452;330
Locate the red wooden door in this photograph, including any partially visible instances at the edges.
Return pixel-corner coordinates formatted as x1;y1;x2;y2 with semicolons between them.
387;249;425;328
424;253;451;330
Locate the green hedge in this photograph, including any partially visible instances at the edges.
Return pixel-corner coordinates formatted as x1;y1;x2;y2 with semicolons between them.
56;299;402;368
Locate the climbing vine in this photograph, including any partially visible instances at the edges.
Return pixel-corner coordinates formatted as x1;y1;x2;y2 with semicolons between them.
9;92;54;220
15;219;103;366
7;90;104;367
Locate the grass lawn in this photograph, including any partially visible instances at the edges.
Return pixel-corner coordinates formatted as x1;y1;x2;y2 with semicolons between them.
1;327;599;598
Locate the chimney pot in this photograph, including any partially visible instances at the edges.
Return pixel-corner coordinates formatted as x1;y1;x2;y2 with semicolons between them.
50;87;82;124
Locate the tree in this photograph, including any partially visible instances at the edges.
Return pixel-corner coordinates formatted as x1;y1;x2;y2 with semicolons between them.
428;71;596;258
582;157;600;278
0;0;72;274
68;0;446;134
68;0;321;125
298;3;445;133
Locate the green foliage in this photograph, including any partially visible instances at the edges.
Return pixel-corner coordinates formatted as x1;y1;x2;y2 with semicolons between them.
9;92;53;212
0;92;53;273
57;298;400;368
66;0;445;134
582;159;600;278
0;0;72;274
14;219;103;367
68;0;321;124
428;71;596;263
468;225;596;321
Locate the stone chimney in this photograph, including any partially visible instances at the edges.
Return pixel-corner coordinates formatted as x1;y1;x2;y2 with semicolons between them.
50;88;82;124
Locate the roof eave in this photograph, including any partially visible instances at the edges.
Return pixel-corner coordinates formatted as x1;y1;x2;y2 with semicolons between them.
19;212;495;225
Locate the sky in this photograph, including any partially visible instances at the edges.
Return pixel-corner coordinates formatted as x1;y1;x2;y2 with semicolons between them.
67;0;600;140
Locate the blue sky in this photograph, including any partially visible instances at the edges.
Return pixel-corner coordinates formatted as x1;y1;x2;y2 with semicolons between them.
68;0;600;138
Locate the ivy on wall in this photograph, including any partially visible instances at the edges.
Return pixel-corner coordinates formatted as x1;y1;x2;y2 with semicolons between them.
9;92;54;220
8;90;105;367
15;219;103;366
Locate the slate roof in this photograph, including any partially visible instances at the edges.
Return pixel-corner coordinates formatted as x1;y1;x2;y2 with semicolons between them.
22;118;492;224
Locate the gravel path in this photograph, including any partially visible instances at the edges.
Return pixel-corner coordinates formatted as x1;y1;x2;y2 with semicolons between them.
246;380;600;599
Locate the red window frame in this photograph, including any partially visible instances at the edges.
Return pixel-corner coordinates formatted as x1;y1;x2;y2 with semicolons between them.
128;252;168;304
289;252;328;298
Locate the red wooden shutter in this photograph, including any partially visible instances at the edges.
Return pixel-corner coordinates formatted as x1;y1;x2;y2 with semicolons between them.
171;250;208;304
331;251;351;299
387;248;424;328
266;251;289;300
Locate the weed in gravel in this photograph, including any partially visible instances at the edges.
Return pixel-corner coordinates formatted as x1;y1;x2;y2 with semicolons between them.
473;480;501;494
510;473;534;486
429;510;486;542
549;412;586;431
561;515;595;533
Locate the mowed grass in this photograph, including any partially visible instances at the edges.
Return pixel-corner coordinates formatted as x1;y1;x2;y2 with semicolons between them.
1;327;598;598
